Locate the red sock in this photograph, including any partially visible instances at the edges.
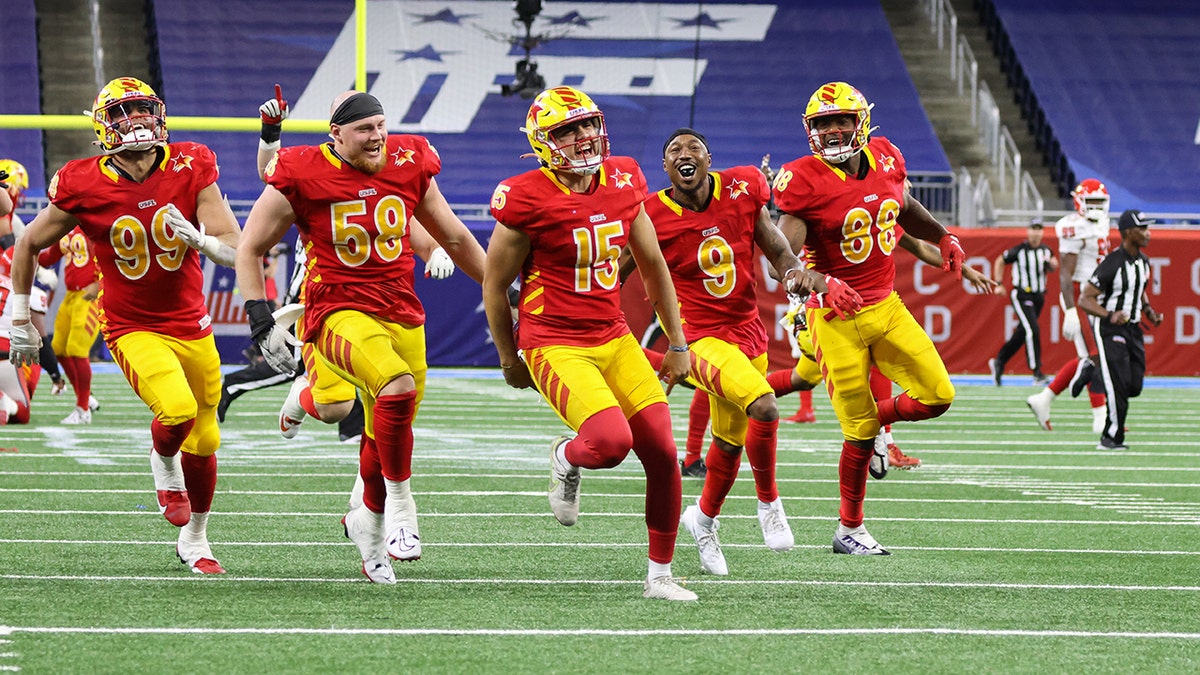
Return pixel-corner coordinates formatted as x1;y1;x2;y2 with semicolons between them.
744;418;779;503
683;389;709;465
152;418;195;457
371;391;417;481
358;435;386;513
869;367;893;402
299;385;323;420
565;407;633;470
798;389;813;413
766;368;798;397
1088;390;1105;408
877;393;950;426
699;441;740;518
181;452;217;513
1048;358;1078;395
838;440;872;527
627;403;681;565
68;357;93;409
58;356;78;394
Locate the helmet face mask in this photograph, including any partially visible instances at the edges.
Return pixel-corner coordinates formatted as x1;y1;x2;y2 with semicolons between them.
803;82;875;164
92;77;168;154
524;87;610;175
1071;178;1110;222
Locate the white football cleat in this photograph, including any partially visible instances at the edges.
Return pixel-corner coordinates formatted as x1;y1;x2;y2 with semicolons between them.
384;482;421;562
279;375;308;439
832;523;890;555
177;516;224;574
757;499;794;552
61;406;91;425
342;505;396;584
1025;390;1053;431
548;436;581;526
680;504;727;575
88;395;100;411
869;430;889;480
643;575;698;601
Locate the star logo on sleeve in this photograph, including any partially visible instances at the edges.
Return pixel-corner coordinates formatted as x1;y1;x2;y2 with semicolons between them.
392;147;415;167
727;179;748;200
170;152;195;172
613;170;633;189
880;154;896;172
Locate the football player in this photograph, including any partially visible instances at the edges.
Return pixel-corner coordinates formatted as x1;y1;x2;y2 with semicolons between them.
774;82;965;555
37;226;102;423
1025;178;1113;432
8;77;241;574
0;248;34;425
482;86;697;601
236;90;486;585
0;159;23;247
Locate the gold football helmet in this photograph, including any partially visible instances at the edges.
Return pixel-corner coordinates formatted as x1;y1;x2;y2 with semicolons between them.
91;77;168;154
523;86;609;175
0;159;29;203
803;82;876;164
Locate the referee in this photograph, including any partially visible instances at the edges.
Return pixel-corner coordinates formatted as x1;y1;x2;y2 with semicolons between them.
1077;210;1163;450
989;219;1057;386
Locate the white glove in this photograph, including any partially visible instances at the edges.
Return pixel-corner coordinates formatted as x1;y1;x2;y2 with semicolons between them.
424;247;455;279
35;265;59;289
1062;309;1081;341
9;321;42;369
259;324;302;376
164;204;221;257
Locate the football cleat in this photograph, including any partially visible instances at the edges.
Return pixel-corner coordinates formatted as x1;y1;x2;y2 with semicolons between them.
869;431;889;480
784;408;817;424
680;458;707;478
548;435;581;526
887;444;920;470
643;575;698;601
757;499;794;552
88;395;100;411
61;407;91;425
384;490;422;562
343;506;396;584
1097;437;1129;451
1071;359;1096;398
1032;373;1050;388
279;375;308;439
680;504;728;575
149;449;190;527
832;523;890;555
1025;391;1053;431
216;386;233;423
987;358;1002;387
176;535;225;574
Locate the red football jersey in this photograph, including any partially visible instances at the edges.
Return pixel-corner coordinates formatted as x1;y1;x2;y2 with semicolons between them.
773;137;908;306
49;142;218;340
492;158;648;349
38;227;99;291
266;136;440;341
643;166;769;356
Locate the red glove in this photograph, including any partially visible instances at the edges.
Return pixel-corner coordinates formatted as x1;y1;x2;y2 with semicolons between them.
823;275;863;320
940;233;965;280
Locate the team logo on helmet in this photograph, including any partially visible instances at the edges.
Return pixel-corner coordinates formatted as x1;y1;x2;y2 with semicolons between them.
91;77;168;154
522;86;610;176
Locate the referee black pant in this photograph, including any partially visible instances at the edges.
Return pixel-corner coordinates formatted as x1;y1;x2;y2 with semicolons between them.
995;289;1045;375
1095;322;1145;446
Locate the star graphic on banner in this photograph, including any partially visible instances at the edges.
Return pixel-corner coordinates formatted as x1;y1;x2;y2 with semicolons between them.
727;179;749;200
217;275;231;289
613;170;633;189
544;10;602;27
392;147;415;167
410;8;475;25
880;155;896;172
672;12;734;29
391;44;453;62
169;152;194;172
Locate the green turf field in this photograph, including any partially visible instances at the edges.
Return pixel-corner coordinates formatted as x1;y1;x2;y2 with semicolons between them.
1;370;1198;673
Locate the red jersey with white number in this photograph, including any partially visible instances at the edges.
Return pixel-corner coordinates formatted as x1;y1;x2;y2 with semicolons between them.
491;158;648;349
643;166;769;356
49;143;217;340
38;227;99;291
773;137;908;306
266;136;439;341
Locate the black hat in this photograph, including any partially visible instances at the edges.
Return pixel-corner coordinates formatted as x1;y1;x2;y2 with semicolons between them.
1117;209;1153;232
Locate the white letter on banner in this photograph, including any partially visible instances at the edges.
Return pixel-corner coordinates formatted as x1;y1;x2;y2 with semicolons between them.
924;305;951;342
913;262;939;295
1177;307;1200;345
1192;258;1200;295
1147;257;1169;295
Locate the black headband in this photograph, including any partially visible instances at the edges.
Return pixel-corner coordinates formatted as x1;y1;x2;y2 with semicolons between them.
663;127;708;155
330;92;385;126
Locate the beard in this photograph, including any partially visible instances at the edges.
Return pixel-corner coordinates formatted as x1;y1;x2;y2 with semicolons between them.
347;151;388;175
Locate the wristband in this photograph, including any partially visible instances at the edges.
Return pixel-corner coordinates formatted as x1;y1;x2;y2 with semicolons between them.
11;294;31;321
198;234;222;258
668;344;689;353
245;299;276;342
259;138;281;153
260;122;282;144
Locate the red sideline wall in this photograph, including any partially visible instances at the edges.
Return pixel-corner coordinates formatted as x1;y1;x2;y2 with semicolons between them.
621;228;1200;377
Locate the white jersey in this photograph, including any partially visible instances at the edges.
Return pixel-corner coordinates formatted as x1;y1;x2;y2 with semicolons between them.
1054;212;1112;283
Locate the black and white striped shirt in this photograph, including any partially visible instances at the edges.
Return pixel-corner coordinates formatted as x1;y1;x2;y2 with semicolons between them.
1088;248;1150;319
1002;242;1053;294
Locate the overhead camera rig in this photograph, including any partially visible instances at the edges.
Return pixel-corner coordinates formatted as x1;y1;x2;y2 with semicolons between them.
500;0;547;99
